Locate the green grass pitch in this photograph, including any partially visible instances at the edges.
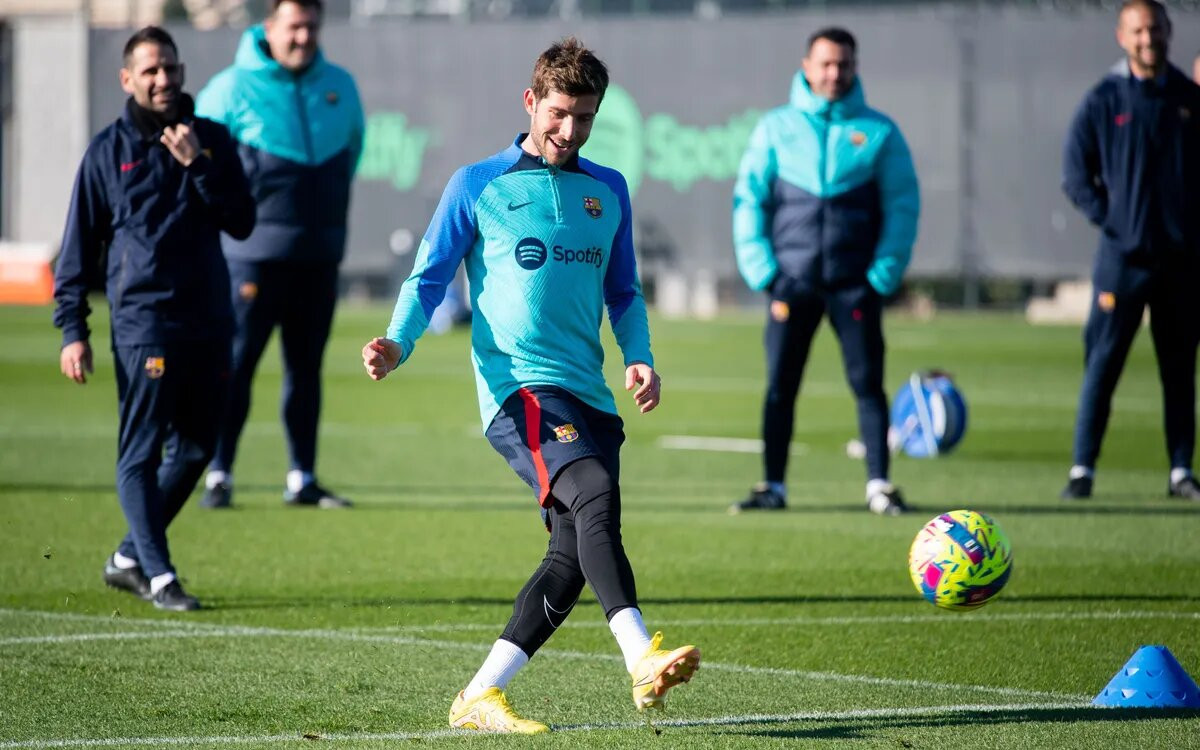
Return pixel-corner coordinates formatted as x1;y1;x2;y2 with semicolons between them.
1;302;1198;748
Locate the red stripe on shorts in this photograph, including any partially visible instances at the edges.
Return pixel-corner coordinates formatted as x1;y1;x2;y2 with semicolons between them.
517;388;553;507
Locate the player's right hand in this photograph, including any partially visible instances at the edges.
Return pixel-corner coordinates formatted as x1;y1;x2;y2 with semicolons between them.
60;340;93;384
362;337;402;381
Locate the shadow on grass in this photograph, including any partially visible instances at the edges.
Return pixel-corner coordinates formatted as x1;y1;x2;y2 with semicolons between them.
6;482;1197;519
208;591;1200;611
720;706;1200;740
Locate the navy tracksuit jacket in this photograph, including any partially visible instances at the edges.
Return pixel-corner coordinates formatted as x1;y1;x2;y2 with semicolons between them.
1062;62;1200;471
53;96;255;578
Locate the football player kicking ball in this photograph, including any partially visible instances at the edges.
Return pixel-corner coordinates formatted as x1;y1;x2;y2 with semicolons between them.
361;37;700;734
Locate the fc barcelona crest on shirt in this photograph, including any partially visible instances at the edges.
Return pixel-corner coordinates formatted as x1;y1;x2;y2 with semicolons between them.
583;196;603;218
144;356;165;379
554;423;580;443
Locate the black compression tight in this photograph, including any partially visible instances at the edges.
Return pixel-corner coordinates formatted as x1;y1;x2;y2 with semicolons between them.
500;458;639;656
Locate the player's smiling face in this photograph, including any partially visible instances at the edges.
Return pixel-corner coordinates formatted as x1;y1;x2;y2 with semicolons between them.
522;89;598;167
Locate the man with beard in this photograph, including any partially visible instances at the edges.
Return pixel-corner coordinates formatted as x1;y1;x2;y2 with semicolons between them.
1060;0;1200;501
196;0;364;510
731;27;920;516
361;38;700;734
53;26;255;610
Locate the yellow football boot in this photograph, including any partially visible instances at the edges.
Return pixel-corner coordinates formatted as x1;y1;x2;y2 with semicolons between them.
629;631;701;711
448;687;550;734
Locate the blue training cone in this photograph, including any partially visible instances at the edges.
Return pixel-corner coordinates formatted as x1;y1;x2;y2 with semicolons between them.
1092;645;1200;708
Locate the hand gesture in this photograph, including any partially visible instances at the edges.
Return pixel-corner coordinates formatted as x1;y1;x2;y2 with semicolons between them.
161;124;202;167
60;340;93;384
362;337;402;380
625;362;661;414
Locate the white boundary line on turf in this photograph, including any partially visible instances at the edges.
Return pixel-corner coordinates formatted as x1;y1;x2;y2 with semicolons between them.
0;701;1097;748
658;435;809;455
347;609;1200;633
0;609;1084;702
0;630;202;646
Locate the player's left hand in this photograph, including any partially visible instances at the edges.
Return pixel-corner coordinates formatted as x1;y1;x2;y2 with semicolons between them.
161;124;202;167
625;362;661;414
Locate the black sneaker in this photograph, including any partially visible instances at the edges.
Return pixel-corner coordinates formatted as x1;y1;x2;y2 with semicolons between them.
103;555;151;600
283;482;353;509
152;580;200;611
729;483;787;514
199;481;232;509
1168;475;1200;500
1060;475;1093;500
867;486;908;516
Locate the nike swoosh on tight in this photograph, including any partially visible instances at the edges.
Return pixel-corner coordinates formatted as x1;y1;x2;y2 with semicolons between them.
543;595;575;627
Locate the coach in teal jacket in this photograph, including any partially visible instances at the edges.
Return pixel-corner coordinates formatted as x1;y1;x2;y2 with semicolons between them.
195;0;364;510
730;26;919;517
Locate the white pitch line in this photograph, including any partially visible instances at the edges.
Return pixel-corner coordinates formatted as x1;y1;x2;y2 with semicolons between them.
0;631;203;646
0;609;227;631
659;435;808;455
0;612;1085;702
0;701;1096;748
349;609;1200;633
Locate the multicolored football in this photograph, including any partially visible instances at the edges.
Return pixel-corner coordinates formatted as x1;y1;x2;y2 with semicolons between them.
908;510;1012;610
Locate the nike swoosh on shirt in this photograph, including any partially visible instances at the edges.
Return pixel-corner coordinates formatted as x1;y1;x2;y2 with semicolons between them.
508;201;534;211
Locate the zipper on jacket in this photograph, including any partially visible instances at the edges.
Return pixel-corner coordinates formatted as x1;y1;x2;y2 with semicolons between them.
546;164;563;224
113;244;132;310
818;109;832;278
293;75;315;164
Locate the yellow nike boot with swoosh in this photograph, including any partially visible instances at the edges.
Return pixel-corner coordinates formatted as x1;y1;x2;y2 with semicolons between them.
448;687;550;734
630;631;701;711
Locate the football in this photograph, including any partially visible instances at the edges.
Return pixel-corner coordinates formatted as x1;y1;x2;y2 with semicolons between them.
908;510;1013;610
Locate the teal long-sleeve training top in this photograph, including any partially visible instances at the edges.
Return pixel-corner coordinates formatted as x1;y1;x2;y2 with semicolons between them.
386;136;654;430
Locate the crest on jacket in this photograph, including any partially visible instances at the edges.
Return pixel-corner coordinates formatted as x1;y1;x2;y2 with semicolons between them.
144;356;165;379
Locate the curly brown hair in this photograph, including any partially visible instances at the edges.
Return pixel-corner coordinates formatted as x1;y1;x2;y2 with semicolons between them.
530;37;609;106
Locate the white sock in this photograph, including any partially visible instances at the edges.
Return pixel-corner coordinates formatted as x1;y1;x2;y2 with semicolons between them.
111;551;138;569
1171;467;1192;485
205;471;229;489
149;572;176;595
286;470;315;493
1069;465;1094;480
462;639;529;701
766;481;786;498
609;607;653;672
865;478;892;499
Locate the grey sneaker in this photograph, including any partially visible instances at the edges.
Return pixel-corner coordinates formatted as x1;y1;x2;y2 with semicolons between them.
1168;475;1200;500
200;481;232;509
729;483;787;514
283;483;353;509
867;486;908;516
103;555;151;600
1060;476;1093;500
152;580;200;611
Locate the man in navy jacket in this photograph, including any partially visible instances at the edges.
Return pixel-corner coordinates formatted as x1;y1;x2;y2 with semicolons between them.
1061;0;1200;500
53;27;255;610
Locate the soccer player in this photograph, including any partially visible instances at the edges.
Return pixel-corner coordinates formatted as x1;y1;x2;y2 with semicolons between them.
730;27;920;516
195;0;364;510
361;38;700;734
53;26;255;610
1060;0;1200;500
